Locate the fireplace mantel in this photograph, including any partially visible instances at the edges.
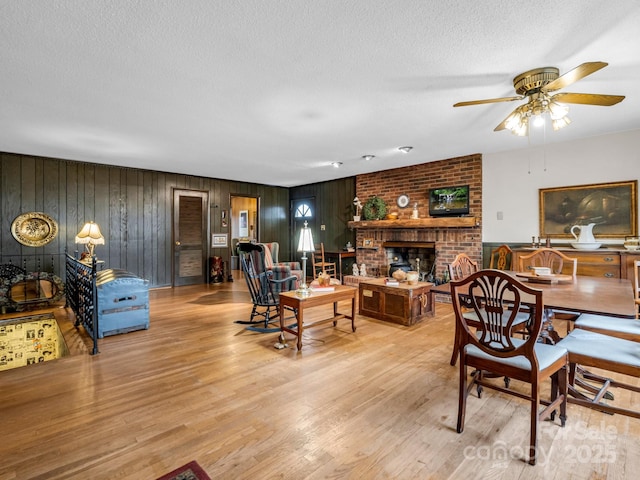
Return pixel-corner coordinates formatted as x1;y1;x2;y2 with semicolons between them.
348;217;478;229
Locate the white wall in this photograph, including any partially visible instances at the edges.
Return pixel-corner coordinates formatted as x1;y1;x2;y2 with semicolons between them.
483;129;640;244
482;127;640;243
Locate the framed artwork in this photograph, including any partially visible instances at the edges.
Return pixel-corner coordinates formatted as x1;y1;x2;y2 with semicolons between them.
212;233;228;248
362;238;374;248
239;210;249;237
221;209;228;228
539;180;637;238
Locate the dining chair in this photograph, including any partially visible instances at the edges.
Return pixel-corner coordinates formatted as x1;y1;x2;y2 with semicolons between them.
572;259;640;340
447;254;530;367
450;269;568;465
489;244;512;270
573;312;640;342
517;247;577;276
448;253;479;366
448;253;478;281
517;247;579;325
312;243;337;279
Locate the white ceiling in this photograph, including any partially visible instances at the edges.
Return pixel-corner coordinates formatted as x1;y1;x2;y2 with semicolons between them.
1;1;639;187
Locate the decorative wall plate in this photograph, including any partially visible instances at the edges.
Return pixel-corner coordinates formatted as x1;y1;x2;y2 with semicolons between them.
11;212;59;247
397;194;410;208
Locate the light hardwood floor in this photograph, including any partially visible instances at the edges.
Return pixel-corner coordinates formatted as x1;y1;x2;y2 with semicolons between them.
1;275;639;480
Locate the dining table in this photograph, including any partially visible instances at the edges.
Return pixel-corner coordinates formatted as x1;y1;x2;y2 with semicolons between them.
432;270;638;414
430;271;637;320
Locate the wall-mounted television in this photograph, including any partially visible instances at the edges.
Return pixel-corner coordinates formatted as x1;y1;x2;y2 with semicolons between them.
428;185;470;217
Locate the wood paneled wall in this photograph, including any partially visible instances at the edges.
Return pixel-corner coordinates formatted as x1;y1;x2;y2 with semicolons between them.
0;152;290;287
289;176;356;255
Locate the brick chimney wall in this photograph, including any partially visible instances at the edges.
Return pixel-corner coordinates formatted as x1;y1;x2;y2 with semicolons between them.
354;154;482;281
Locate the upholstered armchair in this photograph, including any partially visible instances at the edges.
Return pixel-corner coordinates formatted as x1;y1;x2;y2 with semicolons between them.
259;242;303;289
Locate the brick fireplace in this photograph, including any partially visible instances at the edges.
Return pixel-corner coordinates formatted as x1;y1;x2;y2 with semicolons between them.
352;154;482;282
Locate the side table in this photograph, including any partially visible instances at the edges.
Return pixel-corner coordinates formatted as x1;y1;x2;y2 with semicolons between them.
279;285;357;350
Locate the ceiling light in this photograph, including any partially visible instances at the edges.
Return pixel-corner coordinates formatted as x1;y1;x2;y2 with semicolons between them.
362;155;375;161
552;116;571;131
548;100;569;120
331;162;342;168
533;115;545;128
398;146;413;153
504;93;571;137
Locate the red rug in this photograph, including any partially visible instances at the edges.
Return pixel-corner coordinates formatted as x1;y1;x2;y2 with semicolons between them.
156;460;211;480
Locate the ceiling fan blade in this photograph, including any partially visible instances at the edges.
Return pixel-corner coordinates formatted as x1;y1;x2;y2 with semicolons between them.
542;61;608;92
453;96;523;107
552;92;625;106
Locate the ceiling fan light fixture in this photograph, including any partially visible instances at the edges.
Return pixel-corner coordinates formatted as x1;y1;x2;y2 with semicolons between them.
533;115;545;128
504;105;527;133
548;100;569;120
552;116;571;131
511;120;529;137
455;62;623;137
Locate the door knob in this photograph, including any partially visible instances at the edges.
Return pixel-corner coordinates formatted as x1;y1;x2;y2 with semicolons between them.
175;241;181;246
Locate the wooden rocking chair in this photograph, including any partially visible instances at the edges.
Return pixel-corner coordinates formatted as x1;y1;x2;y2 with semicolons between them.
236;243;297;333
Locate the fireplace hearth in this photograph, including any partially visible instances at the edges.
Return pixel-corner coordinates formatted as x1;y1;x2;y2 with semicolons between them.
383;241;436;281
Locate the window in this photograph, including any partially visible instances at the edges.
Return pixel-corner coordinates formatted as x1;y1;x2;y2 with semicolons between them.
294;203;313;218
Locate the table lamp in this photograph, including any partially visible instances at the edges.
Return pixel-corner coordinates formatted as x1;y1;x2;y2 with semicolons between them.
75;221;105;261
296;221;315;297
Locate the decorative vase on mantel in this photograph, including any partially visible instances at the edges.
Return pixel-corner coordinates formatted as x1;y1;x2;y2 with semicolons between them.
353;215;360;222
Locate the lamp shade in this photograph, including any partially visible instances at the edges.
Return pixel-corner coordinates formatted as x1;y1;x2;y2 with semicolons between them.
75;222;105;245
297;221;315;253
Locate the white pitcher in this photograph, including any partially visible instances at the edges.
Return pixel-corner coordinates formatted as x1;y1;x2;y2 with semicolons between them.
570;223;597;243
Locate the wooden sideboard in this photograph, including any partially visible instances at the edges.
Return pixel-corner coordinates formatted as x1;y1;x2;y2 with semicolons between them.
512;247;640;279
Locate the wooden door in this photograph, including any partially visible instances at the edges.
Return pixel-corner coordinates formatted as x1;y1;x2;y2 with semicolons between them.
173;189;209;286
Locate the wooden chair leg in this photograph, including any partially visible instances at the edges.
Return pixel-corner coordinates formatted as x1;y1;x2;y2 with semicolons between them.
529;392;540;465
559;367;568;427
550;372;558;421
450;323;459;366
457;361;467;434
450;343;458;366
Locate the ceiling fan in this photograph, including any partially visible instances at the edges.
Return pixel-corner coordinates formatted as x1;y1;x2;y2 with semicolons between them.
453;61;625;136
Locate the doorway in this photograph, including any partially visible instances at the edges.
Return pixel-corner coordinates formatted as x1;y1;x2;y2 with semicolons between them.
172;189;209;286
230;194;259;257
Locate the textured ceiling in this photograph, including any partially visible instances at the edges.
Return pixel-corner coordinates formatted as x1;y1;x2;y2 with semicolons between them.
1;1;639;187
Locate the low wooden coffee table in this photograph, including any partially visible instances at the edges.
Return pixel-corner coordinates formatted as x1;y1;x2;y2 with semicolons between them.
279;285;357;350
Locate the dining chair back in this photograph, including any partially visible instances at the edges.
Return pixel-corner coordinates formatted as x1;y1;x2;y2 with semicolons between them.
450;269;568;465
312;243;337;279
489;244;513;270
517;247;577;276
447;253;480;365
448;253;479;281
518;247;579;324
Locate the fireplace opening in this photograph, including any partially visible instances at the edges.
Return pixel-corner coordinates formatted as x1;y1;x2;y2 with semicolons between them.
383;241;436;282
